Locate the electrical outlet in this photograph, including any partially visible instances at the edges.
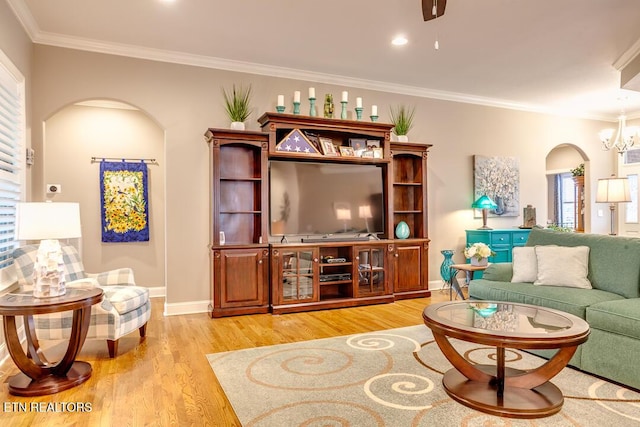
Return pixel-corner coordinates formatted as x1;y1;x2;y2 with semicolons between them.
598;209;604;217
46;184;61;194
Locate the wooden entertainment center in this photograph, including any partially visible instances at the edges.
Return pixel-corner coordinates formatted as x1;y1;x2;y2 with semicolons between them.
205;113;431;317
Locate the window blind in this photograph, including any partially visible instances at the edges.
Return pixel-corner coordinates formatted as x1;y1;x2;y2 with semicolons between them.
0;57;25;269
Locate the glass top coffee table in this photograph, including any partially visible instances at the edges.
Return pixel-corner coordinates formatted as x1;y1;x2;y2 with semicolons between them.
422;301;590;418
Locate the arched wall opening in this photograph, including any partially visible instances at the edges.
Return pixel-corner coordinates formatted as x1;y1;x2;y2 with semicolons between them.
42;99;166;290
545;144;589;232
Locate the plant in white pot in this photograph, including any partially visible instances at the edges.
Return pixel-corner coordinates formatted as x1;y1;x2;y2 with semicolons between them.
222;84;252;130
389;105;415;142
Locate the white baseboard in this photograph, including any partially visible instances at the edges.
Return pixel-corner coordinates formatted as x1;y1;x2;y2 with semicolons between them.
163;300;210;316
147;286;165;298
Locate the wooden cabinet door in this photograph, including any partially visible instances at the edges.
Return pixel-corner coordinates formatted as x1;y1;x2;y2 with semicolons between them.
216;248;268;309
394;243;424;292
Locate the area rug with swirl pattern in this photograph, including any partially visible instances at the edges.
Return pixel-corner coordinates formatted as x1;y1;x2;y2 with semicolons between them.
207;325;640;426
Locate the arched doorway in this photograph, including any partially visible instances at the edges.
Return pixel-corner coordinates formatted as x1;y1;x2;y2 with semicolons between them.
545;144;589;232
42;99;166;291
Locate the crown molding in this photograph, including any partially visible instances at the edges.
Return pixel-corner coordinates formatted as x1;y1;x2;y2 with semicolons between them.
8;0;616;121
6;0;39;40
614;36;640;71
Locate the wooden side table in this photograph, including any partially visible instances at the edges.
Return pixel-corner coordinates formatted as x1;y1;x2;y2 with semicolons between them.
448;263;489;300
0;287;103;396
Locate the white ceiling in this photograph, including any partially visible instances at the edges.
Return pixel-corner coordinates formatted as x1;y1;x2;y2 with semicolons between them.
7;0;640;120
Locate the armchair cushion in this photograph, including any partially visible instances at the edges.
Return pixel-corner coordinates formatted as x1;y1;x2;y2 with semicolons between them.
103;285;149;315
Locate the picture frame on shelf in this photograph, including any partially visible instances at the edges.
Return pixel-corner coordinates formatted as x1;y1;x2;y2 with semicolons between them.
372;147;383;159
339;146;356;157
303;131;322;152
349;138;366;157
366;139;381;149
362;150;375;158
319;137;338;156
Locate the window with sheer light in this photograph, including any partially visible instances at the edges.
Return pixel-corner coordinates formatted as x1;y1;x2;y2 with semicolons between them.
0;51;26;288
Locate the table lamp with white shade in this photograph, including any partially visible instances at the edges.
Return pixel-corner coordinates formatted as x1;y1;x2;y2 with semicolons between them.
596;176;631;235
15;202;82;298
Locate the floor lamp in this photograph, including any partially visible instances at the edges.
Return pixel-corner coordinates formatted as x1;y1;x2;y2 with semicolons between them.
472;195;498;230
596;176;631;236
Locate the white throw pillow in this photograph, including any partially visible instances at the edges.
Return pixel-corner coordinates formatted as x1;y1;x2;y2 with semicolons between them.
534;245;592;289
511;246;537;283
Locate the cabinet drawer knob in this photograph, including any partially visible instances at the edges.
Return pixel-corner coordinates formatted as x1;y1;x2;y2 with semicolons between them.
395;254;399;257
314;258;319;263
258;260;262;264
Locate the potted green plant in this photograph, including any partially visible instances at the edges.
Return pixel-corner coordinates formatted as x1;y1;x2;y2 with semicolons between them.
570;163;584;177
389;105;415;142
222;84;252;130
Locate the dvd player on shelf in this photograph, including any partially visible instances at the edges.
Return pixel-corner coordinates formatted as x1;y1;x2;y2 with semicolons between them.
319;273;352;282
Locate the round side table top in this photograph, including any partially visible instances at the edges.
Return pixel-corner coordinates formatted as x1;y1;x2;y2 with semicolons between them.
0;286;103;316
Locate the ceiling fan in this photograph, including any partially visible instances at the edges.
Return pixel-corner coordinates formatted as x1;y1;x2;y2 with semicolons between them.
422;0;447;21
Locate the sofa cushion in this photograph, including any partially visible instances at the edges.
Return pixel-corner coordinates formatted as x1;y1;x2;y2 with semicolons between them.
526;228;640;298
511;247;537;283
534;245;591;289
586;299;640;340
102;286;149;315
468;279;624;318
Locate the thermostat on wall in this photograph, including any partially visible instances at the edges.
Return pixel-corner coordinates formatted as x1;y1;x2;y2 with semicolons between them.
46;184;62;194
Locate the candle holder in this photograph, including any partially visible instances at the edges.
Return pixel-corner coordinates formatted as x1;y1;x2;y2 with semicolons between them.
293;101;300;115
309;98;316;116
340;101;348;119
276;106;285;113
370;115;379;122
355;107;363;121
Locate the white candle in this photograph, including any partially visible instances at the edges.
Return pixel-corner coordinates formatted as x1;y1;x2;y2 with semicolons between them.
294;91;300;103
356;97;362;108
277;95;284;106
309;87;315;98
372;105;378;116
342;91;348;102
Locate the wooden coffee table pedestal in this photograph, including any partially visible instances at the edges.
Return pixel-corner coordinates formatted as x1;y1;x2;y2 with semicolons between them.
443;365;563;418
0;287;103;396
423;301;590;419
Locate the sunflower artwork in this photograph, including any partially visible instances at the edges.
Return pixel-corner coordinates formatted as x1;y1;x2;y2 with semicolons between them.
100;161;150;242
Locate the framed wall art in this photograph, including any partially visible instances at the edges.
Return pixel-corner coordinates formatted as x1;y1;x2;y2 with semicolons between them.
473;155;520;217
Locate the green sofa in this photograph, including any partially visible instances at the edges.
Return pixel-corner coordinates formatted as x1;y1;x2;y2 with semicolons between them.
468;228;640;390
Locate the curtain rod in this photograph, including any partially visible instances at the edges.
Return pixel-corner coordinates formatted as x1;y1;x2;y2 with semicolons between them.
91;157;157;164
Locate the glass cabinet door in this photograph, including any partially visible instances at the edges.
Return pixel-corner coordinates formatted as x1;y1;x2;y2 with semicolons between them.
356;247;386;296
281;249;317;302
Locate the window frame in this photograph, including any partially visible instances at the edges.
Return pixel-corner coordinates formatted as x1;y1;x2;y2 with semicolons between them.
0;49;26;292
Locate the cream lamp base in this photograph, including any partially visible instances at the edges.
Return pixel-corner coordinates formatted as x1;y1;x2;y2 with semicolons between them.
33;239;66;298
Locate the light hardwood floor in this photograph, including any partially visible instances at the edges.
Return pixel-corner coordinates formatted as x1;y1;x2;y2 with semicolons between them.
0;289;461;426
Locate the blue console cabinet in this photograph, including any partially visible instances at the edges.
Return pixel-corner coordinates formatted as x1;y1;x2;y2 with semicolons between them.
465;228;531;278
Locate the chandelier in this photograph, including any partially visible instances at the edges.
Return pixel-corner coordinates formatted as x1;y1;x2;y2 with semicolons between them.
599;111;640;155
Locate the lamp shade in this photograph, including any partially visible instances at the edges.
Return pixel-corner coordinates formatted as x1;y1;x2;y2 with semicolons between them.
15;202;82;240
596;177;631;203
471;195;498;210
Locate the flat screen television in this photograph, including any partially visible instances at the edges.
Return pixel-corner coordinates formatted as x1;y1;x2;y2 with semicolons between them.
269;160;385;236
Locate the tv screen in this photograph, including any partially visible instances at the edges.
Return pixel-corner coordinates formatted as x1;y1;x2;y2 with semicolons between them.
269;161;385;236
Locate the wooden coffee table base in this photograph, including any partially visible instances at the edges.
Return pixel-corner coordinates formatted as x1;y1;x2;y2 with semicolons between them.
8;361;93;397
443;365;563;419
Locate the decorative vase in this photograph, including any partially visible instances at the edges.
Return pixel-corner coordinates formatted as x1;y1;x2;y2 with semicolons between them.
396;134;409;142
230;121;245;130
494;196;505;215
470;257;488;266
395;221;410;239
440;249;456;283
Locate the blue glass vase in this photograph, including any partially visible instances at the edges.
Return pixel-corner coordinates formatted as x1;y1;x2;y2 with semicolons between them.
440;249;456;283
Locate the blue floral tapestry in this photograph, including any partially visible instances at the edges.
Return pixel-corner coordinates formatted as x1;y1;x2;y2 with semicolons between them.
100;161;149;242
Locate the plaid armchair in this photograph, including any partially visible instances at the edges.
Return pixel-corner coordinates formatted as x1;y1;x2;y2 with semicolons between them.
12;244;151;358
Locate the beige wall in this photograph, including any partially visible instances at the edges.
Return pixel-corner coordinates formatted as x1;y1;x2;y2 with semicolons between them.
28;44;618;311
44;104;165;287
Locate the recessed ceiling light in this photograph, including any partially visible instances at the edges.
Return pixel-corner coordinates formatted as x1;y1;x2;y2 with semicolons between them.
392;36;408;46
